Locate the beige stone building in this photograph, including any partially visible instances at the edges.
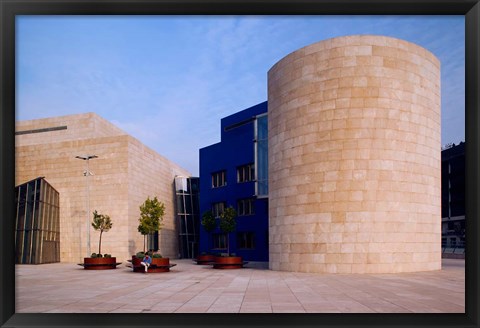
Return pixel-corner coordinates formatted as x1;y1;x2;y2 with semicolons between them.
15;113;190;263
268;35;441;273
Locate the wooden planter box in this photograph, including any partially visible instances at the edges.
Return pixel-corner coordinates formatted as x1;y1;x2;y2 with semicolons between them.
195;254;215;265
131;256;176;273
212;256;245;269
81;257;121;270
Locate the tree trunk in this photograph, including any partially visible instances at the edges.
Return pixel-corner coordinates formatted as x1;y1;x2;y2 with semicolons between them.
99;230;103;254
227;233;230;256
143;235;146;253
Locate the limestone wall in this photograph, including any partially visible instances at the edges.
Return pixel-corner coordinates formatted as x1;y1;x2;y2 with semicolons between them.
127;137;190;258
267;35;441;273
16;113;190;263
16;112;127;145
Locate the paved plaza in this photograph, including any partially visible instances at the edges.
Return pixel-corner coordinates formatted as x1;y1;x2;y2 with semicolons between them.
15;259;465;313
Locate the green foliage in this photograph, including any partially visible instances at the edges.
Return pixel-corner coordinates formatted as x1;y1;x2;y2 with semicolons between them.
97;253;103;258
219;206;237;234
90;253;97;258
136;251;145;258
91;210;113;255
138;196;165;235
201;210;217;232
138;196;165;253
152;253;162;258
91;210;112;232
219;206;237;256
104;254;111;258
201;210;217;255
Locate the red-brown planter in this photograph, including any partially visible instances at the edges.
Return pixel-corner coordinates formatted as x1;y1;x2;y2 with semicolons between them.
83;257;118;270
132;256;172;273
212;256;244;269
195;254;215;265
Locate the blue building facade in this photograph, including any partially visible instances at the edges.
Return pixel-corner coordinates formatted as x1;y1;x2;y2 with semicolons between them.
199;101;268;262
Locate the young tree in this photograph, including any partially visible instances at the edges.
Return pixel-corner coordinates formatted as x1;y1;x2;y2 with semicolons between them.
201;210;217;232
138;196;165;253
201;210;217;253
91;210;112;255
219;206;237;256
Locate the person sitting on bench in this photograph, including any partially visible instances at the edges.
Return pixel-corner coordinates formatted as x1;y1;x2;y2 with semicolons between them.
141;253;152;272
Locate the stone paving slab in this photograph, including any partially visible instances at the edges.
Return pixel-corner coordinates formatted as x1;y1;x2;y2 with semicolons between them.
15;259;465;313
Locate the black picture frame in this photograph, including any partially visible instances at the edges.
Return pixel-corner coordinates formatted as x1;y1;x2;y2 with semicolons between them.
1;1;478;327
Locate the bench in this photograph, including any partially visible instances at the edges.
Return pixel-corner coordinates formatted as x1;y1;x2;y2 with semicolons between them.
212;261;248;269
132;263;177;273
193;259;215;265
77;262;122;270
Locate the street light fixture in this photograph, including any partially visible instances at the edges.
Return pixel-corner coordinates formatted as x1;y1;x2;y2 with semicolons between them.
75;155;98;257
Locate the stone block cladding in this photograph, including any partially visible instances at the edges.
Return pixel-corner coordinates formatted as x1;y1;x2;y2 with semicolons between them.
267;35;441;273
16;113;190;263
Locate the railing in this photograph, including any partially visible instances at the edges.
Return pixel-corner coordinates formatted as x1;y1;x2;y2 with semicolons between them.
441;246;465;255
441;240;465;248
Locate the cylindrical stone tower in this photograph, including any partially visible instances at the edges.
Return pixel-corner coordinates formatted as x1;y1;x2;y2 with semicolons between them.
267;35;441;274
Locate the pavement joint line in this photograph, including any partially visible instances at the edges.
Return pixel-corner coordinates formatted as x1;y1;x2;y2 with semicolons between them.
15;258;465;314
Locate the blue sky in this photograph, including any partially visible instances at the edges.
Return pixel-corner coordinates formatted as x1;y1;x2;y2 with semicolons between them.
17;16;465;176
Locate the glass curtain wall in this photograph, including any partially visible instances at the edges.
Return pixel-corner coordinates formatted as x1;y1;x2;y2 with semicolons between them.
175;176;200;258
15;177;60;264
441;143;465;248
255;114;268;196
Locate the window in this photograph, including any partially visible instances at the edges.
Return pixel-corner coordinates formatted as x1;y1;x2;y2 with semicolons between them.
212;171;227;188
237;198;255;216
212;233;227;249
442;238;447;248
237;164;255;183
212;202;226;218
255;114;268;196
237;232;255;249
147;232;159;252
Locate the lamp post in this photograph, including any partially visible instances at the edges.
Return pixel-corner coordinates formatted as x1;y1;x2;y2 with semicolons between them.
75;155;98;257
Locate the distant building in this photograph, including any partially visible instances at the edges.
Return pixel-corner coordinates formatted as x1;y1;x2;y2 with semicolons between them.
15;113;191;263
441;142;465;251
199;102;269;262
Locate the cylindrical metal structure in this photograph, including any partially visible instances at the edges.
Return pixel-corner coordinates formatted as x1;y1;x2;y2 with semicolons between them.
268;35;441;273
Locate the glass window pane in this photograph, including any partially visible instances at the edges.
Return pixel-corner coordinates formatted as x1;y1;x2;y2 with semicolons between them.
176;195;185;213
213;233;227;249
175;176;188;193
212;171;227;188
190;178;200;193
255;115;268;196
186;217;194;234
192;196;199;214
185;197;192;214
